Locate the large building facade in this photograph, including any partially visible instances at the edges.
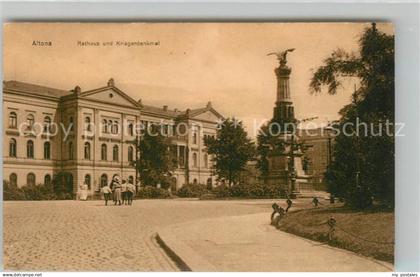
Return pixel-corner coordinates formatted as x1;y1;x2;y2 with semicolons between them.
3;79;222;195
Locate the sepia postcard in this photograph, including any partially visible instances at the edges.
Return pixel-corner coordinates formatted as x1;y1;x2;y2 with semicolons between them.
2;22;395;272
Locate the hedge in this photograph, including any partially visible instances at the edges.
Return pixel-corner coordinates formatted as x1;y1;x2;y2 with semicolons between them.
177;184;209;198
211;183;287;199
3;181;58;201
136;186;170;199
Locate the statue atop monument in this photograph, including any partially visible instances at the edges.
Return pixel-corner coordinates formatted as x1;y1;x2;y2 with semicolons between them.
267;48;295;66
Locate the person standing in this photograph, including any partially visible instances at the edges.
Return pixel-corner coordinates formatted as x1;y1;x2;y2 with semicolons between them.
101;184;112;206
126;180;136;205
79;182;89;201
111;176;122;206
121;180;128;205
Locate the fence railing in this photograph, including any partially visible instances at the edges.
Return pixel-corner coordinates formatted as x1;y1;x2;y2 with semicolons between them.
270;205;394;245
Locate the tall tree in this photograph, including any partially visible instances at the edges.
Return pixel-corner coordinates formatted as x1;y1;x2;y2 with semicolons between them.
205;118;256;186
137;125;176;188
311;23;394;208
256;122;289;177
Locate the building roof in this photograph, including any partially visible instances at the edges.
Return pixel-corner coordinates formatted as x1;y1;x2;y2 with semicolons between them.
187;103;224;120
3;80;71;98
3;79;224;122
141;104;185;118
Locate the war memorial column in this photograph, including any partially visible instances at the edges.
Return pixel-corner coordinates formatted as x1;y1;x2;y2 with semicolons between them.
265;49;306;196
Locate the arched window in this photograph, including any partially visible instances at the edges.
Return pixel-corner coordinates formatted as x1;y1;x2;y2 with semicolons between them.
101;144;107;160
193;153;198;167
193;132;198;144
178;124;186;136
108;120;113;133
84;142;91;160
111;121;119;134
27;173;36;186
204;154;208;168
128;123;134;136
100;174;108;187
128;176;134;184
43;116;52;133
44;141;51;159
9;112;17;128
85;116;91;131
9;173;17;187
9;138;17;157
27;140;34;158
113;145;119;161
44;174;51;186
26;114;34;129
128;146;134;162
68;141;74;160
84;174;91;190
102;119;108;133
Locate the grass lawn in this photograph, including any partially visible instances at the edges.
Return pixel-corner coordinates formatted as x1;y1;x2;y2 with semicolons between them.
278;203;394;263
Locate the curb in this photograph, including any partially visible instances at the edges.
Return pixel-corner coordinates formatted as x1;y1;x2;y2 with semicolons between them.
156;227;217;272
155;233;191;271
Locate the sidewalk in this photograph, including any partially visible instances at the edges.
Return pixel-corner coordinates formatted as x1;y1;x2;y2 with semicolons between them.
157;213;394;272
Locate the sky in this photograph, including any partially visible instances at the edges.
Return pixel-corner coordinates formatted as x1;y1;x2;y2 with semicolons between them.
3;23;393;137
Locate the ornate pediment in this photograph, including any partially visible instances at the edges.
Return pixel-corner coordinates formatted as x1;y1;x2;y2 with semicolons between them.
79;80;141;109
186;102;224;123
190;109;222;123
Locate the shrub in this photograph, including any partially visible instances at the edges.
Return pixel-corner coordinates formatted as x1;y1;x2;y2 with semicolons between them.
52;172;74;200
137;186;170;199
3;181;25;200
177;183;209;198
200;193;216;200
20;183;56;200
211;183;287;199
263;184;287;199
229;184;246;197
3;180;57;201
245;183;266;198
212;185;231;198
345;185;373;209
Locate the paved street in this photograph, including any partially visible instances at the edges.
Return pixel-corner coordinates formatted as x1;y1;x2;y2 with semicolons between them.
4;198;282;271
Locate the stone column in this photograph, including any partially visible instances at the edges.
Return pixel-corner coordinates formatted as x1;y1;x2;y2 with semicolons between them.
275;65;292;103
273;64;295;123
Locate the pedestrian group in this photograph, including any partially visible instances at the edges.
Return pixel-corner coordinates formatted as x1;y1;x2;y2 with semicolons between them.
101;175;136;206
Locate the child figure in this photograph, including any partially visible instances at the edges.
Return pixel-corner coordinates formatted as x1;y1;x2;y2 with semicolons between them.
121;180;128;205
126;180;136;205
101;184;112;206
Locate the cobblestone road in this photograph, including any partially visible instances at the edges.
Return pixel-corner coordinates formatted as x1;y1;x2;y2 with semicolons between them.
4;199;282;271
